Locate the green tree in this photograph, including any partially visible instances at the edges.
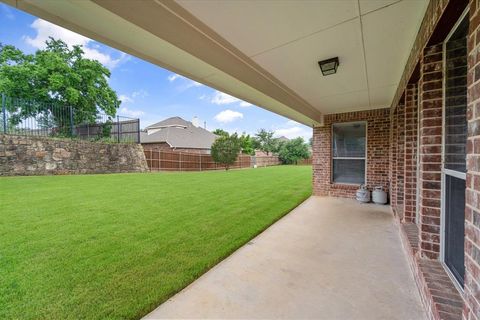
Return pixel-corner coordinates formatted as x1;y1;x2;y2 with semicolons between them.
254;129;275;155
278;137;311;164
239;133;255;155
0;38;119;130
211;133;242;170
213;128;229;137
272;138;286;154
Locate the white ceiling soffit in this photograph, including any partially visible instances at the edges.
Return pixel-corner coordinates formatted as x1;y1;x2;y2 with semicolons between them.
2;0;428;124
2;0;322;126
177;0;429;114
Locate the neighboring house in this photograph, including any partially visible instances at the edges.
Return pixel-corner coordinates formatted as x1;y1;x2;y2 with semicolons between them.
141;117;217;154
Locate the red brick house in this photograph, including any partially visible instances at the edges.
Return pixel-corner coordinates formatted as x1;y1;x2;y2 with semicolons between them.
9;1;479;319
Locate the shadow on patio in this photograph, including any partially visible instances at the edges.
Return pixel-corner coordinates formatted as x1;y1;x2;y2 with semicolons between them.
144;197;425;319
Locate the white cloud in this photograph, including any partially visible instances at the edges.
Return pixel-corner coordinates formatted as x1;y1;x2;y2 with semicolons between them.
168;74;181;82
275;126;312;141
132;89;148;99
211;91;252;107
211;91;239;105
118;94;134;104
239;101;253;107
119;107;144;118
214;109;243;123
119;90;147;105
167;73;203;90
24;19;127;69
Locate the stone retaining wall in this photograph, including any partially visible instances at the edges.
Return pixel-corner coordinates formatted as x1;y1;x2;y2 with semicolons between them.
0;134;148;176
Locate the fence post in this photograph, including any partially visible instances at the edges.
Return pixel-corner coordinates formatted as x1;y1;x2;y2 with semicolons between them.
69;106;74;137
2;93;6;134
117;115;120;143
137;119;140;144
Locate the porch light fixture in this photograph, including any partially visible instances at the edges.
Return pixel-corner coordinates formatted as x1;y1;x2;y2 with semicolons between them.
318;57;339;76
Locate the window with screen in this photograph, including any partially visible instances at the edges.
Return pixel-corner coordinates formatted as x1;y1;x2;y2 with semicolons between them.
332;122;366;184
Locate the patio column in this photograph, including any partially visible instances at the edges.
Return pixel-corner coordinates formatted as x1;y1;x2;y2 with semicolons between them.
390;107;398;212
464;2;480;318
396;101;406;220
404;83;419;223
312;125;330;196
418;43;443;260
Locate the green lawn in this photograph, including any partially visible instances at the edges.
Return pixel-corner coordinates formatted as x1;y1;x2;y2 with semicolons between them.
0;166;311;319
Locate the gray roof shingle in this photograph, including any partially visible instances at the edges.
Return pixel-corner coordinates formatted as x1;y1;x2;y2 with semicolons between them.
141;117;217;149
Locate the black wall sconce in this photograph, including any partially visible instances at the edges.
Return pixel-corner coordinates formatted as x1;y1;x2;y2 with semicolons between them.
318;57;339;76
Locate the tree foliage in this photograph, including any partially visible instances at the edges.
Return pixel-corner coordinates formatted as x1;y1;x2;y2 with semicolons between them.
239;133;255;155
211;133;241;170
0;38;119;125
278;137;311;164
254;129;275;155
212;128;229;137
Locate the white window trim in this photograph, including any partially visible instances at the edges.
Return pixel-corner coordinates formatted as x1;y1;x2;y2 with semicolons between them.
331;121;367;185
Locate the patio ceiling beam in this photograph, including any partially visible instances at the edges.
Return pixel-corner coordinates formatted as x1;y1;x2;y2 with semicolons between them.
2;0;323;127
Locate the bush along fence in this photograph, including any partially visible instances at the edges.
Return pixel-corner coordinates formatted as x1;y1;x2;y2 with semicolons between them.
0;94;140;143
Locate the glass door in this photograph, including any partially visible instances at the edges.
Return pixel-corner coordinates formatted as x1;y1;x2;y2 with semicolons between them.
442;14;468;286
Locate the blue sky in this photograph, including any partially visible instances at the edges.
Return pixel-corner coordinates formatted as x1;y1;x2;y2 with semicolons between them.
0;3;312;140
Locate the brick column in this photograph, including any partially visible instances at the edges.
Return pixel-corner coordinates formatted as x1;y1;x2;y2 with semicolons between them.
418;44;443;260
404;83;419;223
390;108;398;212
464;2;480;319
312;125;330;196
396;102;406;219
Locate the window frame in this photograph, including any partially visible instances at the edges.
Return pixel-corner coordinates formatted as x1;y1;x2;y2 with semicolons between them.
331;121;367;185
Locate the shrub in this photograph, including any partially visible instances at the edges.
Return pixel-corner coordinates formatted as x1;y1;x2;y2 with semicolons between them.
211;133;241;170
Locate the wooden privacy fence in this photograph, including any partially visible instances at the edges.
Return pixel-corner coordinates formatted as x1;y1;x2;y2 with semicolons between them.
254;155;282;167
144;150;252;171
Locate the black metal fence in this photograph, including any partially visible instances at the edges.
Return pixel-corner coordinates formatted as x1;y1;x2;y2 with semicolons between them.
0;95;140;143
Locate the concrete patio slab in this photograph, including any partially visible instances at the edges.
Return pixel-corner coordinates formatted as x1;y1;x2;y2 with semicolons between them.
144;196;426;319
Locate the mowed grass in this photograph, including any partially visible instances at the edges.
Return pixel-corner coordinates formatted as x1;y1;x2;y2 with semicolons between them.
0;166;311;319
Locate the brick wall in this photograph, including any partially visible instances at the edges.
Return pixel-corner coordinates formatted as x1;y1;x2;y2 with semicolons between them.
397;102;406;219
312;108;390;198
418;43;444;260
465;1;480;319
404;84;419;223
391;107;399;211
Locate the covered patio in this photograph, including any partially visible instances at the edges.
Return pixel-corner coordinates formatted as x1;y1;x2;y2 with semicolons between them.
4;1;479;319
145;197;425;319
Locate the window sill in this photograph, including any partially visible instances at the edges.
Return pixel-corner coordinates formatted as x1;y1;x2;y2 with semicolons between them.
330;183;361;189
